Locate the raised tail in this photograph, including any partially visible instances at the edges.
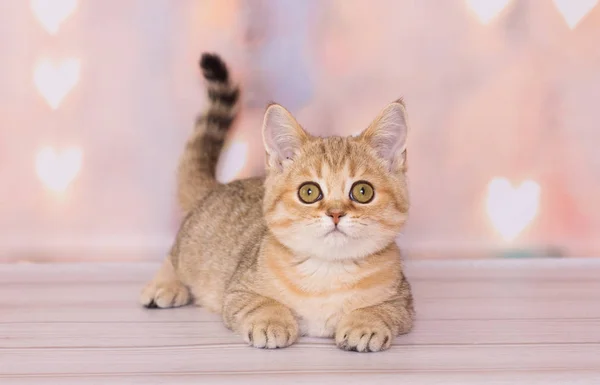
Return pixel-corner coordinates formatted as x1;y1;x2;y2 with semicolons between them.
177;53;240;213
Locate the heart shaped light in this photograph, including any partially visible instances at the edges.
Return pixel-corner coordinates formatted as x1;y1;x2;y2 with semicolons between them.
216;140;248;183
465;0;512;24
486;177;540;242
35;146;83;193
553;0;598;29
33;58;80;110
30;0;78;35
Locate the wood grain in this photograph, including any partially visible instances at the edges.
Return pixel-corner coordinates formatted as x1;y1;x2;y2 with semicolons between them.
2;319;599;348
1;259;599;283
3;298;599;322
4;280;600;302
2;344;600;375
3;371;600;385
1;260;599;384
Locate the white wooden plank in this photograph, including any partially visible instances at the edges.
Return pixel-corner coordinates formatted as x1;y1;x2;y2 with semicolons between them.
3;297;599;322
1;259;599;283
3;371;600;385
0;263;157;283
0;321;237;348
1;344;599;375
2;319;599;348
3;280;599;305
413;298;600;319
404;259;600;281
1;260;599;381
412;280;600;298
0;304;217;323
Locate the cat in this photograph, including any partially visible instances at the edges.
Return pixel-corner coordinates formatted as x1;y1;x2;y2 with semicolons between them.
140;53;414;352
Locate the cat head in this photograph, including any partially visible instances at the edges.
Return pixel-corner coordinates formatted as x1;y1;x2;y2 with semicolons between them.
262;100;410;261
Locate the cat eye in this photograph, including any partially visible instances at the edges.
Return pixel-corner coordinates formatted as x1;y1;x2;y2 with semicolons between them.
350;181;375;204
298;182;323;204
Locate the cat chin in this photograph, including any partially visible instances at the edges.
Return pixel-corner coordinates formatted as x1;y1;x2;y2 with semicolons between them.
275;232;390;262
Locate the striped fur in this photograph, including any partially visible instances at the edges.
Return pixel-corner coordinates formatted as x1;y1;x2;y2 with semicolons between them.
141;54;413;353
177;53;240;214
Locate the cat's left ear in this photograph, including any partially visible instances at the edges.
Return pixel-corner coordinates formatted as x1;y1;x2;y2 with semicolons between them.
262;103;309;171
360;100;409;171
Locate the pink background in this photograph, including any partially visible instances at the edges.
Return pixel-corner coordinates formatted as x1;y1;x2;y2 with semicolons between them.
1;0;599;261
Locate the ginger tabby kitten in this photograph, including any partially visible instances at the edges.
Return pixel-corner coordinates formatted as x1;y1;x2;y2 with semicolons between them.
140;53;414;352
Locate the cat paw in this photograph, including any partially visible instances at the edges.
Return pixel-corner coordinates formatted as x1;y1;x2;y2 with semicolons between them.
140;281;191;309
335;317;393;352
242;315;299;349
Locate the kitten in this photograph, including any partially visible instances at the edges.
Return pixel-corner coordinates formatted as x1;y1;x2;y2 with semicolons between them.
140;53;414;352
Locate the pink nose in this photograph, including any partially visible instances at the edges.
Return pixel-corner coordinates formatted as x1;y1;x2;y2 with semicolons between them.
327;210;346;225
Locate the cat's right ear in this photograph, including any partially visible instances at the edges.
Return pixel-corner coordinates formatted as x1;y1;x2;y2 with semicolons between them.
262;103;308;171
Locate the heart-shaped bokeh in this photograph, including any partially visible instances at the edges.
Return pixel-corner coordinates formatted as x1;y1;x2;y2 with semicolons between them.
486;177;541;242
216;140;248;183
30;0;78;35
553;0;598;29
465;0;513;24
33;58;80;110
35;146;83;193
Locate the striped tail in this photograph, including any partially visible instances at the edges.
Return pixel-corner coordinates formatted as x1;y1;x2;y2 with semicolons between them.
177;53;240;213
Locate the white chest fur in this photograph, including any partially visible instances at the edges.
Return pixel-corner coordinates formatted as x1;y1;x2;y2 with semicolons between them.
272;258;390;338
295;292;354;337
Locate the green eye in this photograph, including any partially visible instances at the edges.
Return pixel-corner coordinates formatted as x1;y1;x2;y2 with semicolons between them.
350;181;375;204
298;182;322;204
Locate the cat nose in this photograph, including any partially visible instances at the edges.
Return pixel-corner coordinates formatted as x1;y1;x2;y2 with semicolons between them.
326;210;346;225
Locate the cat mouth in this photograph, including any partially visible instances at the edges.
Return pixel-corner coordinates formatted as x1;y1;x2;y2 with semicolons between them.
325;227;347;237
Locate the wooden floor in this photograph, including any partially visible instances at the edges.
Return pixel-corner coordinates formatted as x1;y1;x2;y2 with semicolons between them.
1;259;599;384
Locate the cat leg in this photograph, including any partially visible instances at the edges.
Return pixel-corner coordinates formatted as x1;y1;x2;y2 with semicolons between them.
222;290;299;349
335;290;414;352
140;256;191;309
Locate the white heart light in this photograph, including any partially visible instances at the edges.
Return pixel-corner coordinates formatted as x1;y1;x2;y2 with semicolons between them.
466;0;512;24
30;0;78;35
35;146;83;193
33;58;80;110
216;140;248;183
486;177;540;242
553;0;598;29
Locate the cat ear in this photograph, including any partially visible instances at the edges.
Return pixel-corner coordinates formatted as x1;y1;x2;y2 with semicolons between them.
360;100;409;170
262;103;309;170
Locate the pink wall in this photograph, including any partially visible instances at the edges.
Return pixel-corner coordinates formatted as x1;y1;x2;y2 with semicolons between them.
1;0;599;261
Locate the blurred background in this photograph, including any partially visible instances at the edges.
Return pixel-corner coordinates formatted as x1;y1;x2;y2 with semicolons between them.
1;0;599;262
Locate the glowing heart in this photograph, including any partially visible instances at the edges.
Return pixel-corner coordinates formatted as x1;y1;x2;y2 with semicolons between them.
486;177;540;242
553;0;598;29
35;146;83;193
33;58;80;109
30;0;78;35
466;0;512;24
216;140;248;183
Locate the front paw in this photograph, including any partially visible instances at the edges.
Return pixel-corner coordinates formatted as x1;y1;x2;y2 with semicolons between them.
241;314;299;349
140;281;190;309
335;316;393;353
